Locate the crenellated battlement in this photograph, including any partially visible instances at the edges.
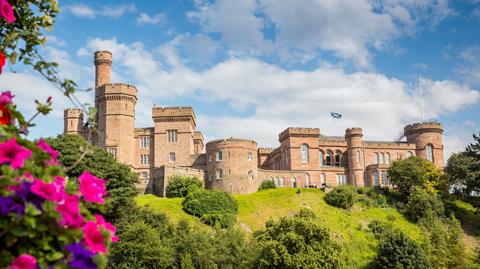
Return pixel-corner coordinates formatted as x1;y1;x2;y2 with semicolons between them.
152;106;196;119
345;127;363;137
94;51;112;64
193;131;204;141
279;127;320;141
96;83;138;99
258;148;274;154
64;108;83;118
404;121;443;135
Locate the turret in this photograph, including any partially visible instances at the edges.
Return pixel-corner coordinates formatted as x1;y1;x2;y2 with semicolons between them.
345;128;364;186
404;122;444;167
64;109;83;135
94;51;112;88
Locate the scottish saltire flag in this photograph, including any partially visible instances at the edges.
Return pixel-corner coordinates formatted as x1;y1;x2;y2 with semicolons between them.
331;112;342;119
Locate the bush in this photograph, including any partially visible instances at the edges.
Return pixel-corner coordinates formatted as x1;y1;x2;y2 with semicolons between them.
368;220;395;239
182;190;238;228
325;186;355;209
258;180;276;191
405;188;444;224
165;175;203;198
373;230;430;269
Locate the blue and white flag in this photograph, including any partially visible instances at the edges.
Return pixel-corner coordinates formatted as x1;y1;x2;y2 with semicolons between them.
330;112;342;119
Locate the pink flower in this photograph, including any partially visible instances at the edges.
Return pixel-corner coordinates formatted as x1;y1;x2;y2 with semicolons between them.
83;221;107;253
36;139;59;164
0;138;32;169
79;171;106;204
10;254;37;269
31;177;65;203
0;0;16;24
55;194;84;228
0;91;13;105
95;214;119;242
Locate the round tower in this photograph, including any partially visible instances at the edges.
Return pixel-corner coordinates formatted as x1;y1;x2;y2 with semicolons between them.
64;108;84;135
345;128;364;186
94;51;112;88
205;138;258;194
404;122;444;167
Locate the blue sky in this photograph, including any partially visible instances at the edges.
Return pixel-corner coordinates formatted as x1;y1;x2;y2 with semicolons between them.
1;0;479;159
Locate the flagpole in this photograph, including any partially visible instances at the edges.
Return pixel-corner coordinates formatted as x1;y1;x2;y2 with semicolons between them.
419;75;425;123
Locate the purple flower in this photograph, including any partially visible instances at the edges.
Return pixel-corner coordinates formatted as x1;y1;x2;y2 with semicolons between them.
65;243;97;269
0;196;25;216
15;182;44;210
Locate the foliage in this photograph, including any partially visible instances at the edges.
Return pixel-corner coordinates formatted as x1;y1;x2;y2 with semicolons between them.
182;190;238;228
258;179;276;191
0;92;116;268
324;186;355;209
45;134;139;222
368;220;395;240
165;175;202;198
387;157;448;199
251;210;345;268
355;187;388;208
372;230;431;269
404;187;445;225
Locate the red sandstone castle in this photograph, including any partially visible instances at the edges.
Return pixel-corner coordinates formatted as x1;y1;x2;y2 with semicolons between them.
64;51;444;195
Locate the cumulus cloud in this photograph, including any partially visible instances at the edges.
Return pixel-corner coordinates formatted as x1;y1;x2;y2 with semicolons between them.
65;3;136;19
66;4;95;19
136;13;165;25
102;4;136;18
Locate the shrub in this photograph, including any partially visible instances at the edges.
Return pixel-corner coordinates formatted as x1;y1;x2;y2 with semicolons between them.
373;230;430;269
405;188;444;224
258;180;276;191
182;190;238;228
295;208;317;219
165;175;203;198
368;220;395;239
325;186;355;209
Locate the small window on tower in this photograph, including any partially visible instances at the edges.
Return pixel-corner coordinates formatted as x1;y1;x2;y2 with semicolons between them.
167;130;178;143
216;151;223;161
216;169;223;180
169;152;176;162
248;152;253;161
107;148;117;159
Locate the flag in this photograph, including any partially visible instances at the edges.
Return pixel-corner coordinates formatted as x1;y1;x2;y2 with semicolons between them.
331;112;342;119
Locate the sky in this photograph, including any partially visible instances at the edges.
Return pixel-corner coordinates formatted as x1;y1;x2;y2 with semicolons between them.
1;0;480;160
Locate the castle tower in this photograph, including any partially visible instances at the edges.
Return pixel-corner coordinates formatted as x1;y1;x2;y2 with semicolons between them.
193;131;204;154
345;128;364;186
278;127;320;171
64;109;84;135
404;122;444;168
94;51;112;88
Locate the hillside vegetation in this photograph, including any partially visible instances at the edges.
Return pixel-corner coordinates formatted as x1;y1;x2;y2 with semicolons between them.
138;188;427;268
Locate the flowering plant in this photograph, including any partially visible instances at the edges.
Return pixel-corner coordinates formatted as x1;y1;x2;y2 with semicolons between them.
0;92;117;268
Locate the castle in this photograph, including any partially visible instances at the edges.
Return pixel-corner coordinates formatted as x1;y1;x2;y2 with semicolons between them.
64;51;444;195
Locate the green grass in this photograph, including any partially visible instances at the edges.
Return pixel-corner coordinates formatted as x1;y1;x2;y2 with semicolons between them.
136;188;427;268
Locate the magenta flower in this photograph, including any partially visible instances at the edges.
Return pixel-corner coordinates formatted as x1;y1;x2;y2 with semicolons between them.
0;0;16;24
36;139;59;163
31;177;65;203
95;214;119;243
10;254;37;269
55;194;84;228
83;221;107;253
78;171;106;204
0;138;32;169
0;91;13;105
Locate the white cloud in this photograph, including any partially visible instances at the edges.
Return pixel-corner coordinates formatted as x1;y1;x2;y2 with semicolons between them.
102;4;136;18
46;36;67;47
456;46;480;86
136;13;165;25
66;4;95;19
65;4;136;19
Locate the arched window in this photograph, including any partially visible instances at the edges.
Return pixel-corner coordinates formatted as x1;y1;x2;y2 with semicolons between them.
373;171;379;186
169;152;176;162
356;150;361;163
406;151;413;158
301;144;309;163
319;151;324;166
326;150;334;166
291;177;297;188
216;169;223;179
385;153;391;164
248;152;253;161
248;170;253;180
427;144;434;162
334;150;342;166
381;172;389;185
374;153;379;164
216;151;223;161
305;174;310;188
276;177;280;186
380;153;385;164
280;177;285;187
320;174;326;184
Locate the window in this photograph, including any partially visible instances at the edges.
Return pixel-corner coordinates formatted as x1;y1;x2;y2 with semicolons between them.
320;173;326;184
248;170;254;180
279;177;285;187
208;155;212;162
357;150;361;163
326;150;334;166
216;151;223;161
305;174;311;188
373;171;379;186
285;149;289;164
248;152;253;161
140;172;148;182
291;177;297;188
426;144;434;162
140;136;149;148
107;147;117;159
406;151;413;158
385;153;391;164
334;151;341;166
209;175;213;181
381;171;390;185
374;153;379;164
275;177;280;186
336;174;347;185
301;144;309;163
380;153;385;164
140;154;149;165
319;151;324;166
169;152;176;162
167;130;178;143
216;169;223;180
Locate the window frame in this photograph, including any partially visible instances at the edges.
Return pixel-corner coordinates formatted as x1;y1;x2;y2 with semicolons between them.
168;152;176;162
301;144;309;163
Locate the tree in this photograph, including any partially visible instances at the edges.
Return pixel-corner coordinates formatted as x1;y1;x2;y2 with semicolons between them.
258;180;276;191
251;211;344;268
404;187;444;225
165;175;203;198
324;186;355;209
45;134;138;222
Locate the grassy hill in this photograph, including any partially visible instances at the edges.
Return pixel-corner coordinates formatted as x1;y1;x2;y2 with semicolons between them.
137;188;431;268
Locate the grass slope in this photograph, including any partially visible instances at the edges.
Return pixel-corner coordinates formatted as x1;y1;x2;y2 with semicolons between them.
137;188;424;268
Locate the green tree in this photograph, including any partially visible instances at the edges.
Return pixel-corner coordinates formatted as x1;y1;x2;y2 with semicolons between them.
324;186;355;209
45;134;138;221
258;179;276;191
404;187;444;225
251;211;344;268
166;175;203;198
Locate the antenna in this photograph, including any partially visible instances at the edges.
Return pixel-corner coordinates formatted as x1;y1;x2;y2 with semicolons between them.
419;75;425;123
